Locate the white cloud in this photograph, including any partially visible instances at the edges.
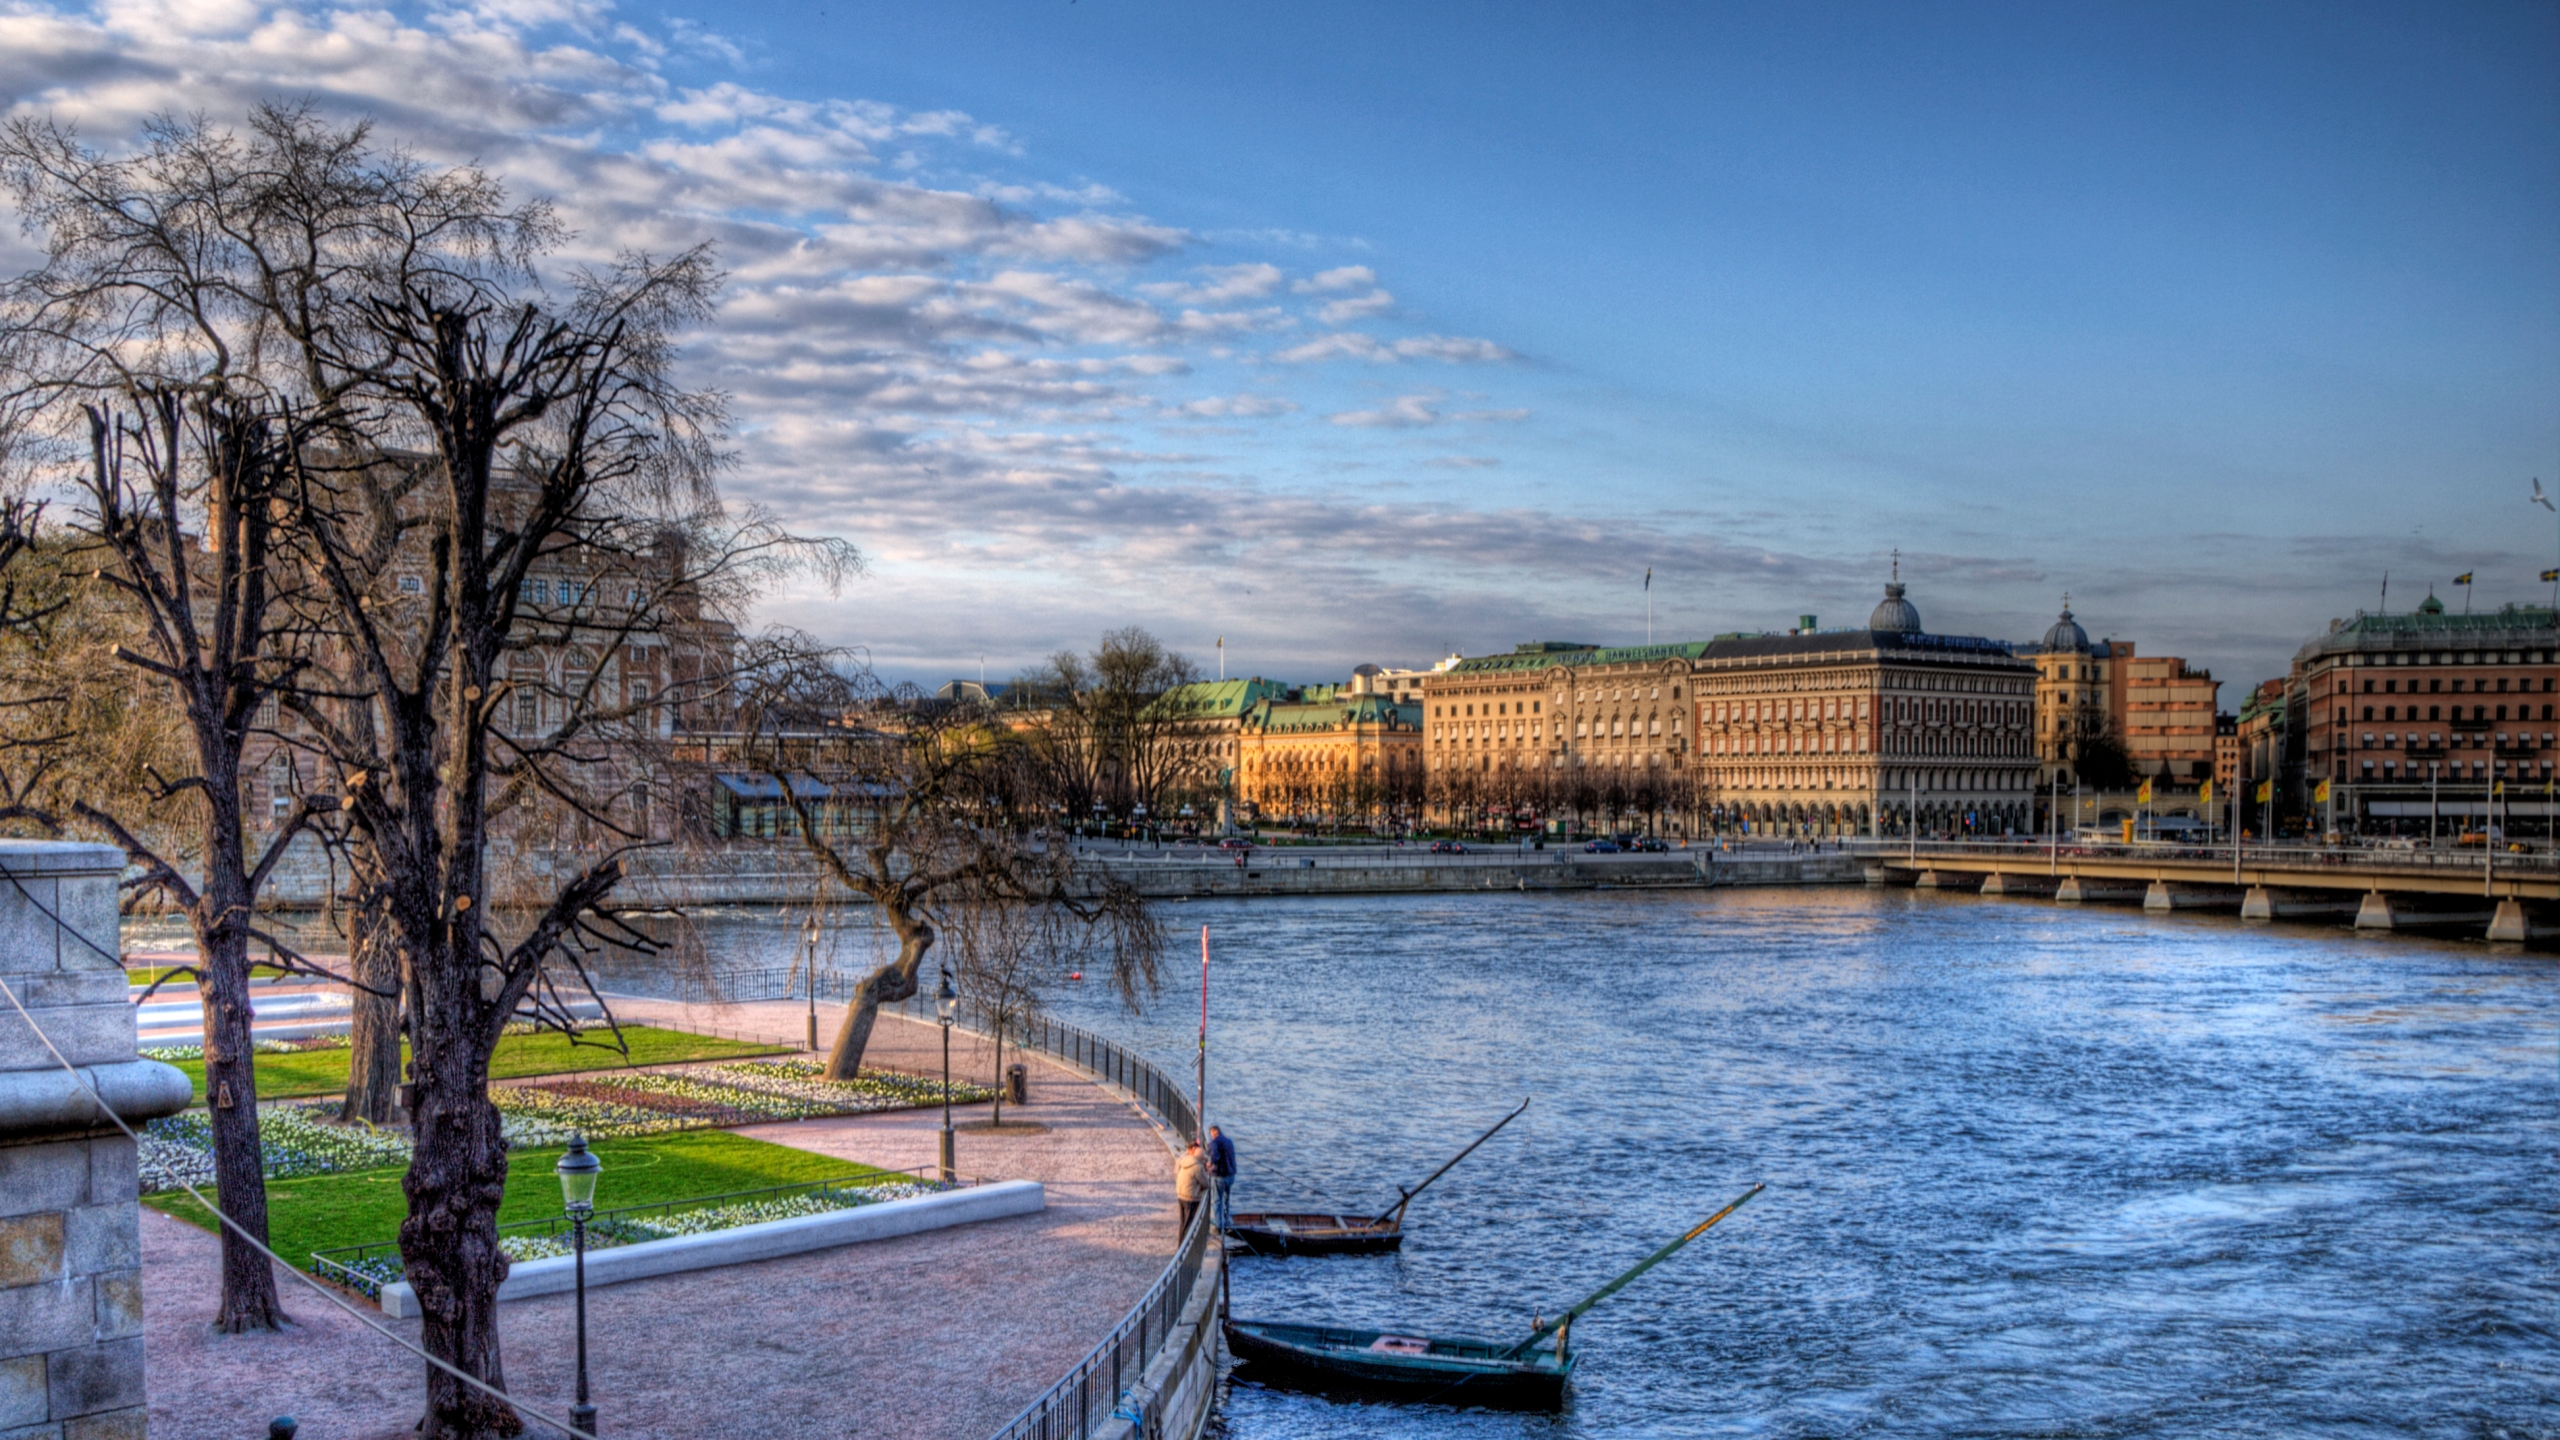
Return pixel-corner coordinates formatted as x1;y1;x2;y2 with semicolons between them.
1170;393;1297;419
1327;393;1527;429
1317;288;1393;325
1295;265;1375;294
1275;332;1517;365
1140;262;1284;305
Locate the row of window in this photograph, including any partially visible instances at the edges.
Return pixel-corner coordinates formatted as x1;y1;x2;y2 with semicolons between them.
2351;674;2550;694
2349;703;2553;724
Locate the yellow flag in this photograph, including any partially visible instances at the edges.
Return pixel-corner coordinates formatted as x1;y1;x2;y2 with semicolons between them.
2137;778;2153;804
2493;780;2504;797
2255;780;2272;804
2198;780;2213;805
2314;779;2331;804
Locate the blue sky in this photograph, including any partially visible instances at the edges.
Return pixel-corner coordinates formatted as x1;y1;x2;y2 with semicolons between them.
3;0;2554;697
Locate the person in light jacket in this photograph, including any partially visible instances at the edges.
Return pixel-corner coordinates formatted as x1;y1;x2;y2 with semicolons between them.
1175;1138;1210;1234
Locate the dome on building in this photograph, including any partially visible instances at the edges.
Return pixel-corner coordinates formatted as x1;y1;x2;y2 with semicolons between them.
2042;597;2088;653
2418;591;2445;615
1870;580;1922;634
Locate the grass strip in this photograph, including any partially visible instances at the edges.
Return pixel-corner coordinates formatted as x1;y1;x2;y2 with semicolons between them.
144;1129;894;1267
166;1025;795;1106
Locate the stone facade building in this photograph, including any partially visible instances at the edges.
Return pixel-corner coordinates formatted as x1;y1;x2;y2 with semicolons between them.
1234;689;1424;827
1690;578;2038;838
2121;653;2221;780
2288;597;2557;830
2018;599;2134;787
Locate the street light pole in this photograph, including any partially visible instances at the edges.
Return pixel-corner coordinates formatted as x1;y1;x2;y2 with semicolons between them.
555;1134;601;1438
936;967;958;1183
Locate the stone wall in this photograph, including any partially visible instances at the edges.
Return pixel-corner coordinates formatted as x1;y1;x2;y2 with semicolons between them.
0;843;191;1440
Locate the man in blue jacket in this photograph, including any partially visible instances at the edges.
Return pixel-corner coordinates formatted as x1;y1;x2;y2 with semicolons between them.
1205;1125;1236;1231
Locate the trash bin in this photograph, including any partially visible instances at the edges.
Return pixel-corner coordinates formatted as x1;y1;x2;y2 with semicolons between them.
1005;1063;1028;1105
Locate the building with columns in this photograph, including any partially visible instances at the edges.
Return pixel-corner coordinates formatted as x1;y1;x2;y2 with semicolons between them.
1690;576;2039;838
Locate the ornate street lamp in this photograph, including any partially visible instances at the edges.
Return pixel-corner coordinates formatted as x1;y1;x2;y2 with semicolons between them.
936;967;959;1182
554;1134;602;1436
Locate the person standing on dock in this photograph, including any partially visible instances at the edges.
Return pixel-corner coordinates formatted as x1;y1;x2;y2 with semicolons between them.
1176;1137;1210;1233
1206;1125;1237;1231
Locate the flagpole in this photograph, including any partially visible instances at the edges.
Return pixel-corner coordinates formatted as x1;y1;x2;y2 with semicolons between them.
1197;925;1210;1141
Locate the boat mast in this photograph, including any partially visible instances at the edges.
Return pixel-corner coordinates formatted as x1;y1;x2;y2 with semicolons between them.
1373;1096;1532;1226
1501;1184;1764;1360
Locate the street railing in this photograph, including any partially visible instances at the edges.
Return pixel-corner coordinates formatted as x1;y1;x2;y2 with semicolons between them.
879;993;1210;1440
1876;838;2557;873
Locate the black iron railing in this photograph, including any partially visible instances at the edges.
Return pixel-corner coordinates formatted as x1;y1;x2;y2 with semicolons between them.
877;991;1211;1440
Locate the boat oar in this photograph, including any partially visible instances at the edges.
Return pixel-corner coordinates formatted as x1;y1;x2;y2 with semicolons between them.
1499;1183;1764;1361
1374;1096;1533;1228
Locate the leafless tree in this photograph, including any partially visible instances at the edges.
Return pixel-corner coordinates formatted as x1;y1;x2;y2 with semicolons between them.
722;653;1162;1081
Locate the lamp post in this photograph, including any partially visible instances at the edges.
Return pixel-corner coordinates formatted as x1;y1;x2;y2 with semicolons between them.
936;966;958;1183
799;909;820;1052
555;1134;601;1437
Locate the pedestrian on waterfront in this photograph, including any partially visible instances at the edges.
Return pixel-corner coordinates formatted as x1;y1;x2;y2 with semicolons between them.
1206;1125;1237;1230
1175;1137;1209;1233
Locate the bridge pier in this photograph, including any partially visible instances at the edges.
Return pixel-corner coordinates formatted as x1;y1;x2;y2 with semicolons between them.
2486;900;2552;944
1913;869;1982;892
1980;872;2059;897
2353;891;2398;930
2143;880;2242;912
2055;875;2147;904
2241;886;2361;922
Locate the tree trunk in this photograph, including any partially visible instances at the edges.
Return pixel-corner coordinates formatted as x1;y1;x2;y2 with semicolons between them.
339;898;404;1125
196;885;289;1333
821;916;929;1080
401;962;519;1440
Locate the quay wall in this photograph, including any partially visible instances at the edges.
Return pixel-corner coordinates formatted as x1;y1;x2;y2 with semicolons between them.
239;834;1869;908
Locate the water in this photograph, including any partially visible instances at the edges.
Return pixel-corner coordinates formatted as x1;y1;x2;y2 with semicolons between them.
1038;891;2555;1438
151;891;2558;1435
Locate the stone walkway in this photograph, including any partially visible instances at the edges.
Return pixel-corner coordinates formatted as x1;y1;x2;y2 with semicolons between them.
142;1005;1180;1439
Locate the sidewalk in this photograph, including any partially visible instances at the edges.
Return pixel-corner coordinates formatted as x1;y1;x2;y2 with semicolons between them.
143;1005;1180;1440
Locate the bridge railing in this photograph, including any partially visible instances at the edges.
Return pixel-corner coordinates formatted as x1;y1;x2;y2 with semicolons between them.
1877;838;2557;874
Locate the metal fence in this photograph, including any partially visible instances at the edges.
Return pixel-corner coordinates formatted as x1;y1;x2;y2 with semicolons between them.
874;990;1212;1440
666;963;1217;1436
1885;837;2558;874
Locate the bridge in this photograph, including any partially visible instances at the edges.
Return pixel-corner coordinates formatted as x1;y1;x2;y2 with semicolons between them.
1869;840;2557;942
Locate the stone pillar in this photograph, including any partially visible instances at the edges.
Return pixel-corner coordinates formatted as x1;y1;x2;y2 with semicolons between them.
2353;891;2397;931
2485;900;2545;944
0;842;191;1440
2143;880;2175;911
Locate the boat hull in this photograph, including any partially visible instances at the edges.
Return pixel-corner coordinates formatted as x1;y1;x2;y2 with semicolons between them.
1223;1319;1570;1409
1226;1212;1404;1257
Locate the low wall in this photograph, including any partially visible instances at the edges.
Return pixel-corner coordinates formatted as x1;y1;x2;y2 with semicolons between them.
376;1179;1045;1318
1093;1250;1221;1440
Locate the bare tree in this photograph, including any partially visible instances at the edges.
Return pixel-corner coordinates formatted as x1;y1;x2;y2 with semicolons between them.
724;655;1162;1081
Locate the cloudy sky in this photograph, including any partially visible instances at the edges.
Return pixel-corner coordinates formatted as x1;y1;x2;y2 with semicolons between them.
3;0;2554;697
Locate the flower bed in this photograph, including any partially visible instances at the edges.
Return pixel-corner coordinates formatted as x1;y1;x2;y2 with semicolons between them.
315;1180;949;1298
141;1034;352;1063
141;1064;991;1192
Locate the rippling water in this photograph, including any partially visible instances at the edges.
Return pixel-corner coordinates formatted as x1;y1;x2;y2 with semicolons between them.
1035;890;2554;1439
157;889;2557;1435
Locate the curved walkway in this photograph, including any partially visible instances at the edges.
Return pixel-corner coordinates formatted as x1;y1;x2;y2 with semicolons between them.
143;1006;1179;1440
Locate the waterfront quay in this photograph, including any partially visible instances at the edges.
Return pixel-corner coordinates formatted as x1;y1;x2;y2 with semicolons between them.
140;1008;1187;1440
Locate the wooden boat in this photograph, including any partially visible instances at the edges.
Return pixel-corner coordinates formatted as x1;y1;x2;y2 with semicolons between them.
1227;1183;1764;1408
1223;1320;1570;1407
1225;1097;1531;1257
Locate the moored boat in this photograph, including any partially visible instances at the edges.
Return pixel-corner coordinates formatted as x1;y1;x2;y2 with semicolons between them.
1227;1183;1765;1407
1222;1211;1402;1257
1222;1319;1571;1407
1224;1096;1531;1257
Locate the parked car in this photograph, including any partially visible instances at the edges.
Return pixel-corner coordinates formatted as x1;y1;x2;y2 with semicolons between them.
1630;837;1669;853
1217;837;1254;851
1584;839;1621;853
1430;840;1468;854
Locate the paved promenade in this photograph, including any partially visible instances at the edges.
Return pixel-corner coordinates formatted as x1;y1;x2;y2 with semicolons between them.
143;1005;1179;1439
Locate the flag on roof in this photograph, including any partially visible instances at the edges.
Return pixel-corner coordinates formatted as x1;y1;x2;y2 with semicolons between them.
2454;572;2473;585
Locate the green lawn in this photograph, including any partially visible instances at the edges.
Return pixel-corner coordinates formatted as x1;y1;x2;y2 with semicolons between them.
145;1129;894;1266
127;963;291;987
170;1025;795;1105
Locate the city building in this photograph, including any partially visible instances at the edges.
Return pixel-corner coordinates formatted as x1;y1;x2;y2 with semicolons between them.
2214;713;2240;792
1421;640;1702;831
1690;575;2038;838
2287;596;2557;833
1234;688;1424;828
2018;597;2134;787
2120;654;2220;780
